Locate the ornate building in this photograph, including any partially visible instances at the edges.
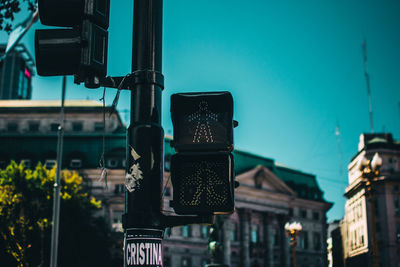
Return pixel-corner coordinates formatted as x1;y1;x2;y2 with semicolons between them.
0;99;332;267
341;133;400;267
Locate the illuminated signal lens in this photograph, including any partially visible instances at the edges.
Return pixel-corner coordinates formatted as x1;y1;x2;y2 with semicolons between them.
170;152;234;215
171;92;234;151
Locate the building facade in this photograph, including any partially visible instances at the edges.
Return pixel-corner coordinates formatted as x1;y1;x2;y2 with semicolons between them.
0;44;34;100
341;133;400;267
0;100;332;267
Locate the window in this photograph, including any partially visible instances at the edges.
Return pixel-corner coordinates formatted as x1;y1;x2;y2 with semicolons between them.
164;186;171;196
288;208;293;216
255;176;262;189
164;155;171;171
313;211;320;221
164;256;171;267
301;209;307;219
395;196;399;216
313;232;321;250
112;210;123;224
181;257;191;267
107;158;118;168
72;122;83;132
376;222;381;242
50;123;59;132
44;159;56;169
0;160;7;169
94;122;104;132
164;227;171;237
28;121;39;132
230;224;237;241
201;225;209;239
70;159;82;168
111;210;123;232
251;224;259;243
21;159;31;169
114;184;125;194
201;259;209;267
181;225;190;237
7;122;18;132
273;230;280;246
301;231;308;249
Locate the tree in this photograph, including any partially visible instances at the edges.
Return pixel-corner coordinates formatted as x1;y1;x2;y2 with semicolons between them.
0;161;113;267
0;0;36;33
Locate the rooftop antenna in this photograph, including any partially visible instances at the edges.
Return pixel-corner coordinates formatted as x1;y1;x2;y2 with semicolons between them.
335;120;344;177
362;39;374;133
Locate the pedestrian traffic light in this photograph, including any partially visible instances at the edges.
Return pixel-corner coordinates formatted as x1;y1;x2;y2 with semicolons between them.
35;0;110;88
171;92;234;151
169;91;236;215
170;152;234;215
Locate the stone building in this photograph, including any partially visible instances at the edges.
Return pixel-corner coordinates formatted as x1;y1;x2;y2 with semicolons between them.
0;99;332;267
341;133;400;267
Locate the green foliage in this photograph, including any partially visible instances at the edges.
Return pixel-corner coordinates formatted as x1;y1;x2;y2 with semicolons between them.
0;0;37;33
0;161;113;266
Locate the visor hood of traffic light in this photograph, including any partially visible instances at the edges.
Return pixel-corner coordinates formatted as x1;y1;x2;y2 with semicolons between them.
35;29;81;76
38;0;110;29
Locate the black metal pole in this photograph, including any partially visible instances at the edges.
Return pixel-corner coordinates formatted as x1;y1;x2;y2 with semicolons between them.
123;0;165;266
125;0;164;228
122;2;214;265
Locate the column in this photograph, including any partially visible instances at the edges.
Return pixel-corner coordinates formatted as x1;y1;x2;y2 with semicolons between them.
278;215;290;267
239;208;250;267
263;213;274;267
223;218;232;266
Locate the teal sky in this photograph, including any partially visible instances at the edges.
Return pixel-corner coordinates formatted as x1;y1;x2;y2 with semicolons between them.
1;0;400;221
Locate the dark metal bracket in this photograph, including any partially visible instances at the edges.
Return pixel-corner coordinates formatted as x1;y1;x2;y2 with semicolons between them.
97;70;164;90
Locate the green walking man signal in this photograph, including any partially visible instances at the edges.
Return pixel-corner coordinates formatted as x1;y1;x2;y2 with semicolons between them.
170;91;237;215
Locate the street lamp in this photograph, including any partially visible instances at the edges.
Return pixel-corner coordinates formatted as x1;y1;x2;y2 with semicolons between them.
359;152;383;267
285;221;302;267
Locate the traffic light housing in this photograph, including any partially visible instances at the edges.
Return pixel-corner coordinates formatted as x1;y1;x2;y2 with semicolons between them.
171;92;234;151
35;0;110;88
170;91;236;215
170;152;234;215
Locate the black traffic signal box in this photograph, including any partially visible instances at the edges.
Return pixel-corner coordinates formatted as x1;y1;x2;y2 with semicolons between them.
35;0;110;88
170;91;236;215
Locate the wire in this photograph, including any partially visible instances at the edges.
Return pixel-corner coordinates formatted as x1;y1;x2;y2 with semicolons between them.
98;87;108;190
110;74;131;117
162;174;171;197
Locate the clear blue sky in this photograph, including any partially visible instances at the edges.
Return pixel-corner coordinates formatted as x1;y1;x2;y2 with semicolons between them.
1;0;400;221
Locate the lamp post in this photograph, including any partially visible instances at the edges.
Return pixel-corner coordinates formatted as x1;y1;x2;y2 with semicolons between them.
285;221;302;267
359;152;383;267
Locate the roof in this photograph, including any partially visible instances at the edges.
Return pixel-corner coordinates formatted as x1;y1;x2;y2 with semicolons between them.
232;150;274;174
164;137;326;202
274;163;319;188
0;100;103;108
350;133;400;162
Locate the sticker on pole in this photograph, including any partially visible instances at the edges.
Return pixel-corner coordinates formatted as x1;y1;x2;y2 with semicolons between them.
124;228;164;267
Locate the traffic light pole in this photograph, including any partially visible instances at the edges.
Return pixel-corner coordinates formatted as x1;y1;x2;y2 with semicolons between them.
125;0;164;227
123;0;165;265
